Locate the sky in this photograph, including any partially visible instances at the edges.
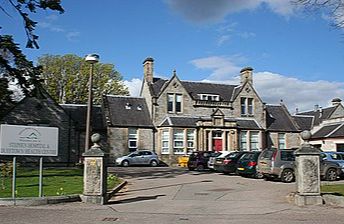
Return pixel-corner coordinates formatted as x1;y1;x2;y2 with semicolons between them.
1;0;344;112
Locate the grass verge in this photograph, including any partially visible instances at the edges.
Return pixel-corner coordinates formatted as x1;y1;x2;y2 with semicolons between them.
321;184;344;196
0;167;121;198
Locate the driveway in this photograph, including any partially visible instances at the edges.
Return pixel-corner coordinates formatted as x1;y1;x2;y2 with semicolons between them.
1;167;344;224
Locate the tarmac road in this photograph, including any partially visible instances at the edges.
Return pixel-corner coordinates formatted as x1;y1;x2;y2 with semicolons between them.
1;167;344;224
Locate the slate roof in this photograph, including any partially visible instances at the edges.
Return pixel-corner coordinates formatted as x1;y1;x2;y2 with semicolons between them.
61;104;105;131
266;105;300;132
102;95;154;128
297;106;337;126
159;116;262;129
181;81;237;101
312;123;344;139
149;78;239;101
160;117;199;127
293;115;314;131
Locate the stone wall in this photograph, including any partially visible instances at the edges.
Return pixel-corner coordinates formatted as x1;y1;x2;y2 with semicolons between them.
267;132;301;149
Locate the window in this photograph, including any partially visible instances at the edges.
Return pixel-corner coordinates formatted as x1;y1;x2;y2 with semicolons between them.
250;131;259;151
278;133;286;149
198;94;220;101
167;93;182;113
187;129;195;152
128;128;138;152
173;129;184;154
240;131;247;151
241;97;254;115
168;94;174;112
162;130;169;154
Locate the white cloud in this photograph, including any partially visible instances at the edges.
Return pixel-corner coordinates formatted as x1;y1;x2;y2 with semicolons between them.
166;0;298;24
190;55;245;80
190;55;344;112
123;78;142;97
217;35;230;46
66;31;80;41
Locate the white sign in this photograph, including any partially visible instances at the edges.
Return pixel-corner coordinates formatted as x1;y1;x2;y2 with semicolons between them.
0;125;59;156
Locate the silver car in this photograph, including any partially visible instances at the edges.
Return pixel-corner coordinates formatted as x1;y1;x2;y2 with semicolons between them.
115;150;159;167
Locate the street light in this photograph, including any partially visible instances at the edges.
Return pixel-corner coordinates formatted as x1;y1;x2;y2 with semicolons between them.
84;53;99;151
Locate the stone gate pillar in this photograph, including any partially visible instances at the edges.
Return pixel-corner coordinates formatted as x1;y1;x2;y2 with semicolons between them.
294;131;323;206
81;133;108;205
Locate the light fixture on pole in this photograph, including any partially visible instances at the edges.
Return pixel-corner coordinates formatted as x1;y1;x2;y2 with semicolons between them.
84;53;99;151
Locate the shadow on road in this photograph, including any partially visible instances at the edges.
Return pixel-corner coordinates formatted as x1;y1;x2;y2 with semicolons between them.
108;194;166;204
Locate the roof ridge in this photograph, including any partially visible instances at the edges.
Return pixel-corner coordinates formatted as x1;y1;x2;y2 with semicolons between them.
181;80;238;86
326;123;344;138
105;95;144;99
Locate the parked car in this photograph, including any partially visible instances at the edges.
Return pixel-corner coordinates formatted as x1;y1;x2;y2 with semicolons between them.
208;151;232;170
321;152;344;176
115;150;159;167
187;151;213;171
257;148;341;183
213;151;246;174
236;151;262;178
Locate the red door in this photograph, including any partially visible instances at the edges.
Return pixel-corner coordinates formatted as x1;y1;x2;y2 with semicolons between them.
214;139;222;151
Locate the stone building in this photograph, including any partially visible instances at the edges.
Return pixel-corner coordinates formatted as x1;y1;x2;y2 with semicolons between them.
131;57;302;163
295;98;344;151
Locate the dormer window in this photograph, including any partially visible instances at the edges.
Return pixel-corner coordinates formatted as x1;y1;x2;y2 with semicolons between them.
198;94;220;101
241;97;254;116
167;93;182;113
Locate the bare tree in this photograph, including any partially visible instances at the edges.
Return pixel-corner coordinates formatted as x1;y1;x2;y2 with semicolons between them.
296;0;344;28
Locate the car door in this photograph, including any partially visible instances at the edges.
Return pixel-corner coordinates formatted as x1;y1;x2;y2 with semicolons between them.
129;152;140;165
141;151;152;165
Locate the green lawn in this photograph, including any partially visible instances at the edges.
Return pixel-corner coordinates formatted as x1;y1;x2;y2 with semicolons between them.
0;168;121;198
321;184;344;196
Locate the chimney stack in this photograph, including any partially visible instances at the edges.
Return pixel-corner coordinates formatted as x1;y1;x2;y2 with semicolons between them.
314;104;319;112
240;67;253;85
143;57;154;84
331;98;342;107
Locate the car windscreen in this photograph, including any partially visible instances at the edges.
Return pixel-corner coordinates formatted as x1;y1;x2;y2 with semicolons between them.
280;151;295;161
260;149;275;160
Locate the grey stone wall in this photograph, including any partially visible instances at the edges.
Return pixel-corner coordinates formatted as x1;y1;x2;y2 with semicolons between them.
330;106;344;119
267;132;301;149
107;127;154;159
232;83;266;128
1;97;78;164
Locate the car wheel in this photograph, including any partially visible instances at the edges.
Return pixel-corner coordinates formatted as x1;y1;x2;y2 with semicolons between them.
281;169;295;183
121;160;129;167
254;172;264;179
150;160;158;167
196;164;204;171
325;168;338;181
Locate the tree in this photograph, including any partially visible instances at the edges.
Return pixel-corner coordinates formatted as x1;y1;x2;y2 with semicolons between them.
295;0;344;28
0;0;64;101
38;54;129;104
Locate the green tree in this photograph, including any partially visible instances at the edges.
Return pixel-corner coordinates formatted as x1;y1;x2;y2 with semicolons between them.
38;54;129;104
0;0;64;100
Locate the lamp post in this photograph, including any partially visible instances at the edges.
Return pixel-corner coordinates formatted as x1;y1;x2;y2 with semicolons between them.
84;53;99;151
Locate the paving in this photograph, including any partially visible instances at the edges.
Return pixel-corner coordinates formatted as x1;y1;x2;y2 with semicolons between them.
1;167;344;224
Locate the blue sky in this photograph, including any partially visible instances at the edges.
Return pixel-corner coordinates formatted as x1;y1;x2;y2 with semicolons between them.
2;0;344;111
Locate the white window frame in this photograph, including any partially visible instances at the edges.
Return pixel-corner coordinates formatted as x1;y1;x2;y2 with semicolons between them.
161;129;170;154
167;93;183;113
240;131;248;151
128;128;138;151
187;129;195;152
173;129;185;154
241;97;254;116
198;94;220;101
250;131;259;151
278;133;286;149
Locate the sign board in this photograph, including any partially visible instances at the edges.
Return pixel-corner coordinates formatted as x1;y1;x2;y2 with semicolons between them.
0;124;58;156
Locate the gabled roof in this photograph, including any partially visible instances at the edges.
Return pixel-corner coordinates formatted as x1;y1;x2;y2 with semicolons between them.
149;78;238;102
312;123;344;139
236;119;262;130
297;106;337;126
266;105;300;132
61;104;105;131
102;95;153;128
292;115;314;131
